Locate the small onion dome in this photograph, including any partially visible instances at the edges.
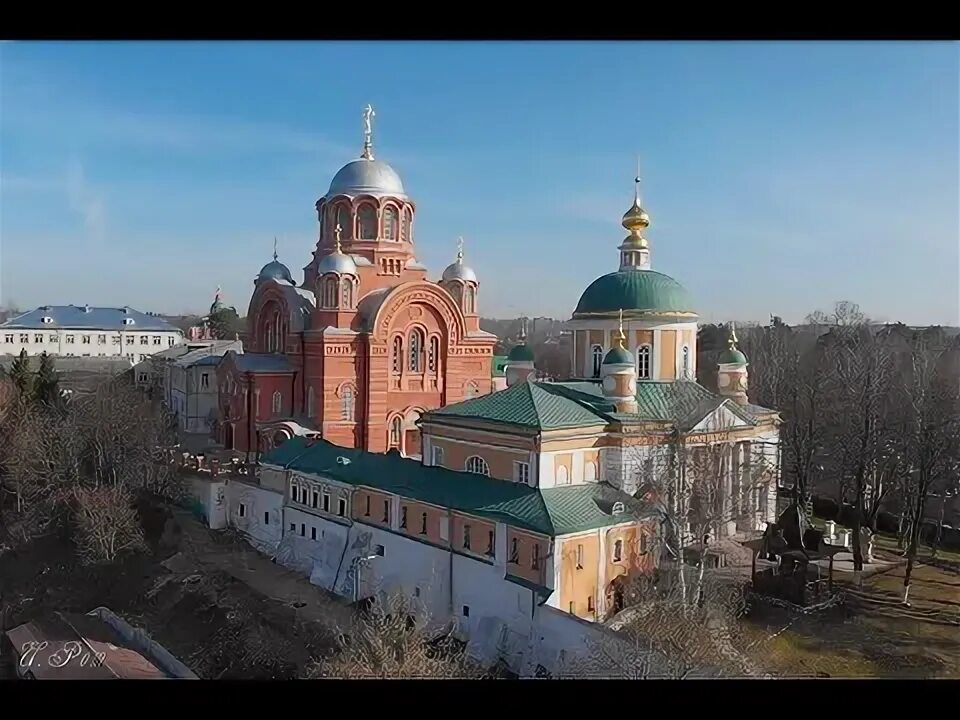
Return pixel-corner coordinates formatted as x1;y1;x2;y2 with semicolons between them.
603;345;634;366
507;342;535;363
317;251;358;276
257;260;294;284
718;347;748;365
622;198;650;233
442;238;477;283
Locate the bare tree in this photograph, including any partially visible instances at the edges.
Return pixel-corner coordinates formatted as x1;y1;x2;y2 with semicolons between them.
303;594;482;679
72;485;147;564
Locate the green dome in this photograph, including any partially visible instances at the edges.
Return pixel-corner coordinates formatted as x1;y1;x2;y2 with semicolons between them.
603;346;634;365
507;343;535;362
574;270;695;317
718;348;748;365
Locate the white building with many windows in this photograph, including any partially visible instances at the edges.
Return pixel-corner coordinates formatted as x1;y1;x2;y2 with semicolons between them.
0;305;183;362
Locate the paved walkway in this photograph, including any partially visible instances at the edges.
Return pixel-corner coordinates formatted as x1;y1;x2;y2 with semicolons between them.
169;508;355;631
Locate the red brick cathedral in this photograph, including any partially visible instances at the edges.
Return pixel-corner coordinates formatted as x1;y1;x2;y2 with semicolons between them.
217;106;496;457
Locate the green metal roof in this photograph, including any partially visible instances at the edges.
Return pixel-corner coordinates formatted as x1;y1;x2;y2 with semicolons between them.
430;380;608;430
507;343;535;362
603;346;633;365
717;348;748;365
260;437;653;537
492;355;508;378
574;270;696;317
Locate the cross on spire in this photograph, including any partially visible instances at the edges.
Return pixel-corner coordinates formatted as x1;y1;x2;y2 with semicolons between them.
634;156;642;206
617;308;627;347
456;236;464;263
361;104;376;160
273;237;278;262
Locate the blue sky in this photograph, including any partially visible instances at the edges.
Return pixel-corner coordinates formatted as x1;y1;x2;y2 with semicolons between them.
1;41;957;325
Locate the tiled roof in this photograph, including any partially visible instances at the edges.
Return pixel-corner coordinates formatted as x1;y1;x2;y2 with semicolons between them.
232;353;294;374
261;437;650;537
0;305;180;332
429;380;609;430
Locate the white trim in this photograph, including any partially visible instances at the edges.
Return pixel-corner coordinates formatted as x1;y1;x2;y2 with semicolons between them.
425;434;532;456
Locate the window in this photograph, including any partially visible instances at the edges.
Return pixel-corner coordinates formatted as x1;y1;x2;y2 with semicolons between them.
532;543;540;570
300;523;306;537
374;544;385;557
428;336;439;372
337;498;346;517
639;533;648;553
311;527;317;541
66;335;75;344
322;493;330;512
291;486;300;504
50;334;58;343
97;334;106;344
358;204;377;239
392;336;402;374
465;456;489;476
382;500;390;523
341;385;355;421
400;506;408;529
584;461;598;483
576;544;584;569
3;334;12;343
312;491;318;509
486;530;495;557
334;204;349;238
587;596;594;612
613;539;623;562
200;373;209;389
272;391;282;415
569;602;575;613
34;334;43;344
168;336;175;346
637;344;651;379
238;503;246;518
462;524;471;550
431;445;444;467
322;277;338;308
383;207;398;240
465;286;476;315
150;335;159;345
462;605;470;618
365;495;371;517
510;538;519;563
138;373;148;383
17;334;29;343
264;512;270;525
420;512;428;535
290;523;296;532
557;465;569;485
389;416;402;447
112;335;120;345
681;345;691;379
591;344;603;378
340;278;353;308
402;208;412;243
139;335;147;345
514;461;530;485
408;328;423;372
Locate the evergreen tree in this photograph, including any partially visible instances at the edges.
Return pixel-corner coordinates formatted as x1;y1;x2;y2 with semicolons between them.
34;351;62;407
9;348;34;401
207;305;243;340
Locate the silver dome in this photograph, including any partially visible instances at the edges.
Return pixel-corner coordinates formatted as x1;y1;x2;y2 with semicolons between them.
257;260;294;284
441;261;477;284
317;251;358;276
326;158;406;198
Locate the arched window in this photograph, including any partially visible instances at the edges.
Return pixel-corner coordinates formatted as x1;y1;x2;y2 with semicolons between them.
591;345;604;378
637;344;652;380
307;386;315;419
428;336;439;373
383;207;398;241
449;283;462;308
334;204;350;240
465;285;476;314
272;391;282;416
401;208;412;243
265;322;274;352
341;385;355;422
323;277;338;308
392;336;403;374
613;539;623;562
465;456;490;476
464;382;479;399
389;416;402;446
358;204;377;240
584;462;598;483
681;345;691;379
557;465;569;485
408;328;424;372
341;277;353;308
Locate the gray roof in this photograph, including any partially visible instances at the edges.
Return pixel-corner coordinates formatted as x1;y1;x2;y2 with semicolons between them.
172;340;242;369
1;305;181;332
326;157;406;198
151;340;239;363
232;352;295;374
